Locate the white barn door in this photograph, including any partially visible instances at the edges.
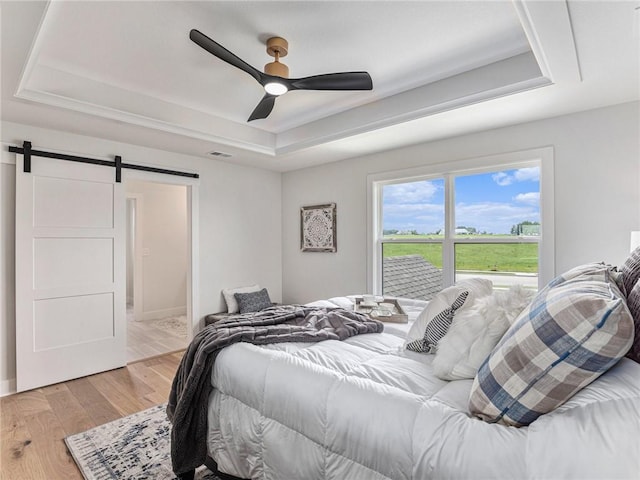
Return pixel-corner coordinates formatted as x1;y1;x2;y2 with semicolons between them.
15;154;126;392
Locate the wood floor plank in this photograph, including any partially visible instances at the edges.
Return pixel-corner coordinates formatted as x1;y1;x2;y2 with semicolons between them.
0;352;182;479
127;312;188;363
65;376;122;426
87;371;149;417
127;362;163;394
21;409;83;479
151;354;185;382
12;389;52;417
0;396;48;480
45;386;94;436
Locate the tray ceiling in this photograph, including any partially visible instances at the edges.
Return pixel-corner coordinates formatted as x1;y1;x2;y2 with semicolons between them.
2;1;638;171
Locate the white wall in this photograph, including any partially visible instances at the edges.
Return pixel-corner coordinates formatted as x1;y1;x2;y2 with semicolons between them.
126;181;188;320
282;102;640;304
0;122;282;394
0;162;16;395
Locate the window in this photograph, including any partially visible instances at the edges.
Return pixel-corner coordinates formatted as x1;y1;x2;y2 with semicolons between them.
368;148;554;301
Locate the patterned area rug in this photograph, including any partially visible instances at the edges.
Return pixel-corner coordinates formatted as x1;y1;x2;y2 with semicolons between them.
65;404;220;480
139;315;187;337
151;315;187;337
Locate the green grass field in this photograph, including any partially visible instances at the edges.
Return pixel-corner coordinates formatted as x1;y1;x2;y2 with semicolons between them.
383;235;538;273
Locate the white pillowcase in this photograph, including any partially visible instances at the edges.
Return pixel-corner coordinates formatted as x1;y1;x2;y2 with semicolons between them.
305;297;355;310
432;285;535;381
327;296;356;310
405;278;493;347
222;284;261;313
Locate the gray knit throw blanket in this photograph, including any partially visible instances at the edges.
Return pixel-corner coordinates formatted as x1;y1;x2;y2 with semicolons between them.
166;305;383;476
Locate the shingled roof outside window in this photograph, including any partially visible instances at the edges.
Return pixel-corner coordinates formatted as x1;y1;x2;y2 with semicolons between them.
383;255;443;301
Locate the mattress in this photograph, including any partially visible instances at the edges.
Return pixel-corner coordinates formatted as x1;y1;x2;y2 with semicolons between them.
205;298;640;479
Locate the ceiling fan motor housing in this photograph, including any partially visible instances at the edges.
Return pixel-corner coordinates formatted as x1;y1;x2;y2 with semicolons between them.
265;61;289;78
265;36;289;78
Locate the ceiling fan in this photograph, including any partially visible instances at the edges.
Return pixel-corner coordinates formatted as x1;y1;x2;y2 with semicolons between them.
189;29;373;122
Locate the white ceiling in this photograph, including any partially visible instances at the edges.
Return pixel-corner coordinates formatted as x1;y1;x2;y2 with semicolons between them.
2;1;639;172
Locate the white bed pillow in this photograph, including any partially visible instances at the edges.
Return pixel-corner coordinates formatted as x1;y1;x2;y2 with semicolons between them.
405;278;493;351
305;299;340;308
305;297;355;310
432;285;535;380
327;296;356;310
222;284;260;313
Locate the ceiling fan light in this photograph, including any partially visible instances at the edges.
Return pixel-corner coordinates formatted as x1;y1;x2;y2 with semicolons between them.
264;82;288;96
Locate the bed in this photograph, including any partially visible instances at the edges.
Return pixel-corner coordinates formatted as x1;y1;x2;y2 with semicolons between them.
170;262;640;480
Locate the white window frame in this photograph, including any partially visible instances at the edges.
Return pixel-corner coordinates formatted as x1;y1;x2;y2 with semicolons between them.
366;147;555;295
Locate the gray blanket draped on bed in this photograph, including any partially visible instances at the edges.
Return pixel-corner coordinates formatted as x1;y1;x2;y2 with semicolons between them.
166;305;383;476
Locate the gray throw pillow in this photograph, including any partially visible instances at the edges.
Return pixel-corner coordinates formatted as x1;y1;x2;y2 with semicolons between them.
621;246;640;295
625;281;640;363
235;288;272;314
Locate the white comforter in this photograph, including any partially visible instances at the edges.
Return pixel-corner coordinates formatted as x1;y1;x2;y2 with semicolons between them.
206;298;640;480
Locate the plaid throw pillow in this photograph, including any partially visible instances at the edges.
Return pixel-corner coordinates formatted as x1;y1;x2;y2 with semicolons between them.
407;291;468;353
469;264;634;427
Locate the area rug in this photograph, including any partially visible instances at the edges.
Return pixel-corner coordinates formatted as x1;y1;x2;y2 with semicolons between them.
151;315;187;337
138;315;187;337
65;403;220;480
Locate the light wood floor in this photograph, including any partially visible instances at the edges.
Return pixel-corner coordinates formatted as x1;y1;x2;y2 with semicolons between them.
127;314;188;363
0;351;183;480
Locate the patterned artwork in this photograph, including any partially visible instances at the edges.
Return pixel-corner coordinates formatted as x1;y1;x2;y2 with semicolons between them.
301;203;337;252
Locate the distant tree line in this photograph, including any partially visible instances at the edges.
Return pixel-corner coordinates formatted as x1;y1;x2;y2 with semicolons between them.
384;221;540;236
511;221;540;235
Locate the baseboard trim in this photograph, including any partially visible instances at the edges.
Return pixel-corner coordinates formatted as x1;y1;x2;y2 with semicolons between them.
1;378;17;397
140;306;187;322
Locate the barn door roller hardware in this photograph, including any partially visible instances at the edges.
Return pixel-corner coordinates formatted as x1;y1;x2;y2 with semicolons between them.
8;141;199;182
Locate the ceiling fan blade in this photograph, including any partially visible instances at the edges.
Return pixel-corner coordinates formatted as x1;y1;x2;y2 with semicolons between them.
248;94;277;122
288;72;373;91
190;29;264;84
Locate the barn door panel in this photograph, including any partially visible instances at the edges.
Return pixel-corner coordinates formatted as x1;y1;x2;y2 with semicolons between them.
15;155;125;392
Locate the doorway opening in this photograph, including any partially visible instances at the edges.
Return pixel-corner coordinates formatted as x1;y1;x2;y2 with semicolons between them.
125;180;189;362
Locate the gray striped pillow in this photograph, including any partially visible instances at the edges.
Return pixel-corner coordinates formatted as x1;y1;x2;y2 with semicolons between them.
407;291;468;353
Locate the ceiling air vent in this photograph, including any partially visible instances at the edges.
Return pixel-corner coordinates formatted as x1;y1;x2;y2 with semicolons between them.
208;151;232;158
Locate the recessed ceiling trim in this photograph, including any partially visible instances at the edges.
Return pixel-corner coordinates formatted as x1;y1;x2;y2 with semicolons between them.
14;0;52;98
276;76;551;156
275;52;548;155
512;0;582;83
14;88;277;156
16;50;547;160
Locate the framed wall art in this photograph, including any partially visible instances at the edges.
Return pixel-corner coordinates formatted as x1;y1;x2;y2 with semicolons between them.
300;203;337;252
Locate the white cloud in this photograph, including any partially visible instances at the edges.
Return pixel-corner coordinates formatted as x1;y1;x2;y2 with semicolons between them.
492;167;540;186
455;201;539;233
492;172;512;186
383;203;443;215
514;192;540;205
383;180;441;204
383;203;444;233
514;167;540;182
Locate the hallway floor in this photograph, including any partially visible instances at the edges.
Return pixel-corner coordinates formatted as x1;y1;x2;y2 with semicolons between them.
126;308;188;363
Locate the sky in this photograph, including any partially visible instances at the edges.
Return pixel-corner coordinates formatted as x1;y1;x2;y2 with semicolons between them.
382;166;540;234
